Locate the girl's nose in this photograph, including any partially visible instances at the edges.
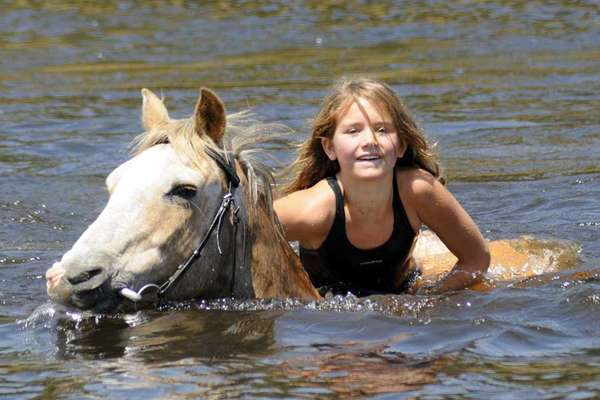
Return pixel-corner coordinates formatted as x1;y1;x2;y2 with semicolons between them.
360;127;378;146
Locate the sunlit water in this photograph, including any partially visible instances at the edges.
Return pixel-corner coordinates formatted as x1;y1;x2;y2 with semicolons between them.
1;1;599;398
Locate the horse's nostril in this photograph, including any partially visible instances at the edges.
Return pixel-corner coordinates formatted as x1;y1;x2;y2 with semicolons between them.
68;268;104;285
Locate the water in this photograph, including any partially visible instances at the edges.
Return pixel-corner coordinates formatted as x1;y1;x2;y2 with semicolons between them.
1;1;599;398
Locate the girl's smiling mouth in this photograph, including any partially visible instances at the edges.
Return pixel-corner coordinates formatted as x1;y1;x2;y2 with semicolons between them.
357;154;382;161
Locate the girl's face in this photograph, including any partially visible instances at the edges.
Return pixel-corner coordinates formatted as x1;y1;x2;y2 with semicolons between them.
322;97;405;181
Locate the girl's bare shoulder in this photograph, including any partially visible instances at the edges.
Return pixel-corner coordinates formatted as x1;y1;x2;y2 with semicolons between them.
274;179;336;245
289;179;336;216
395;167;440;198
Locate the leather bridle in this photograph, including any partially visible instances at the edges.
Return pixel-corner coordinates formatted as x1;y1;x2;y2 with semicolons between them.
118;147;251;304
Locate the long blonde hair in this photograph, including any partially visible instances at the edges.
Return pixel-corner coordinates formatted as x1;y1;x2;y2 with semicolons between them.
280;77;444;194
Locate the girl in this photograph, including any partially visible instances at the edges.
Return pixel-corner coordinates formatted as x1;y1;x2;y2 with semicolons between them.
274;78;490;296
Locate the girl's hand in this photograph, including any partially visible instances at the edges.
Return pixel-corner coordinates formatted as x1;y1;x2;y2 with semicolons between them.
415;268;491;295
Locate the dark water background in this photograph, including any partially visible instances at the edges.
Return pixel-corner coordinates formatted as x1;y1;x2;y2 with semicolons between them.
1;1;599;398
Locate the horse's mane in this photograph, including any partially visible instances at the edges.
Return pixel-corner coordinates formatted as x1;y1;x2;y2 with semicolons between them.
131;111;293;230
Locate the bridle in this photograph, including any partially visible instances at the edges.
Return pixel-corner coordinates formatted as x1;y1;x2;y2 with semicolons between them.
117;147;251;304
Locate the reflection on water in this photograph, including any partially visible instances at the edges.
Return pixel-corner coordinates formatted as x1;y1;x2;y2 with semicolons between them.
1;1;600;398
50;309;277;361
13;275;600;397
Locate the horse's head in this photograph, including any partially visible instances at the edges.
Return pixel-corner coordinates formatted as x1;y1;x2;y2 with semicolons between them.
46;88;256;312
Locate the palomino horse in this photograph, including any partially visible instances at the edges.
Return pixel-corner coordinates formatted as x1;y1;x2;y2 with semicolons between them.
46;88;572;312
46;88;319;312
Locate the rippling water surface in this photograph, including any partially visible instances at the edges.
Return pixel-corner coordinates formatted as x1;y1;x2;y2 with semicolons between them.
1;1;600;398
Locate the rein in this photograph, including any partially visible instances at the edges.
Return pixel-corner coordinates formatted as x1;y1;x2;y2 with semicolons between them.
118;147;249;304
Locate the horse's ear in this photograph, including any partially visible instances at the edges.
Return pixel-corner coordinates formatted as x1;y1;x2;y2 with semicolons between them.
141;88;170;130
194;88;226;144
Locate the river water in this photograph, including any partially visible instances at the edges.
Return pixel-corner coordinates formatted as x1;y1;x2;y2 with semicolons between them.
1;1;599;398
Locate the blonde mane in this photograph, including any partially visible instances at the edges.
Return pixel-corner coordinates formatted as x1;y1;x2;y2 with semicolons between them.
131;110;293;227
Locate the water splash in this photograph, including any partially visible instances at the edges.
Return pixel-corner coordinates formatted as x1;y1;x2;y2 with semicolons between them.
188;292;438;318
17;301;110;330
17;301;58;330
488;236;581;281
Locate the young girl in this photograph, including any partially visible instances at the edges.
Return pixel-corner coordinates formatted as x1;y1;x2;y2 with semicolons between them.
274;77;490;295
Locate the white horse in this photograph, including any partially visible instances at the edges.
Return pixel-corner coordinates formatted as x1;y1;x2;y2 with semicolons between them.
46;88;319;312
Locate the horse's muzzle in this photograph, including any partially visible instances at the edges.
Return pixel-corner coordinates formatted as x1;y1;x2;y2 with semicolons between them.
46;262;120;312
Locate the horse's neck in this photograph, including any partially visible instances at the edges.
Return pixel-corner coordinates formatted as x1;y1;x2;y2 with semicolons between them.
243;193;320;300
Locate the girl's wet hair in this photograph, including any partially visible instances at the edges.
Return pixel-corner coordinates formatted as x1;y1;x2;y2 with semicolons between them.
280;77;444;194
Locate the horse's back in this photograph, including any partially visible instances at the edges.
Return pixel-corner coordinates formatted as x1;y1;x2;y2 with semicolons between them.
413;230;579;288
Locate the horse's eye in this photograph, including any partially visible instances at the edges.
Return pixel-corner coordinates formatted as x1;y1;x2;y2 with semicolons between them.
167;185;197;200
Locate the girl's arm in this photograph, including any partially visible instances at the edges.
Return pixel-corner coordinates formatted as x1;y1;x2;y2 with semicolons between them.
399;169;490;292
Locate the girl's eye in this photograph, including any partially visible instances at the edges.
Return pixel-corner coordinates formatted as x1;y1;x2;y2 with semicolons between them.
345;128;358;134
376;126;387;134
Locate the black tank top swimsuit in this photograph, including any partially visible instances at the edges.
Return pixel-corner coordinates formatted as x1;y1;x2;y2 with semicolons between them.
299;175;420;297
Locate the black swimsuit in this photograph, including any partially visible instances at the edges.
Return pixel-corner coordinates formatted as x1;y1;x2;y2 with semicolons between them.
299;175;419;296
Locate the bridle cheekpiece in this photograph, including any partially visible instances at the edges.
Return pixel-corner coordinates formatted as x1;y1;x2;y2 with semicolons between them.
118;147;249;304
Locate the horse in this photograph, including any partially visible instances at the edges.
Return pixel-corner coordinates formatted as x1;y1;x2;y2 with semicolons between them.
45;88;577;313
45;88;319;312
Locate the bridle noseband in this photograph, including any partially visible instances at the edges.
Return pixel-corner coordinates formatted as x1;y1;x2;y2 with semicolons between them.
118;147;249;304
